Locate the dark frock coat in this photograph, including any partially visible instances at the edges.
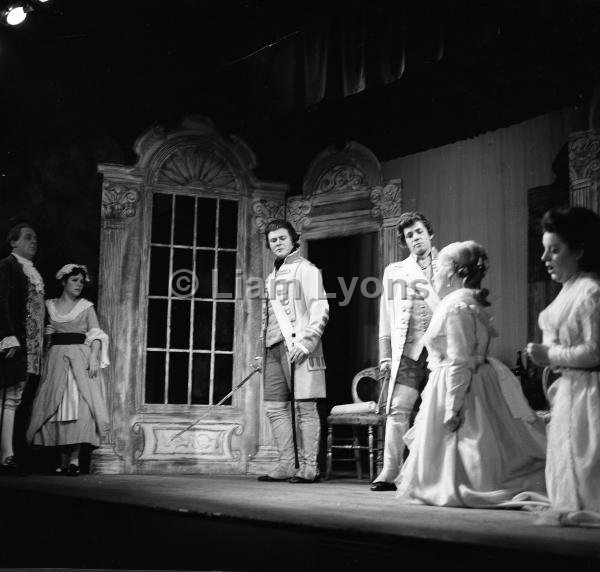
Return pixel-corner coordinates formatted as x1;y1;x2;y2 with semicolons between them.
0;255;29;388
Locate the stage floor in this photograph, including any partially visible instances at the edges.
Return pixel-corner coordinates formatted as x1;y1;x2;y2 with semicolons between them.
1;474;599;570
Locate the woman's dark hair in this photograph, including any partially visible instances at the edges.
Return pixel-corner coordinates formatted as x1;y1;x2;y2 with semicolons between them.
397;211;434;246
6;223;35;248
263;219;300;250
61;266;90;284
541;207;600;273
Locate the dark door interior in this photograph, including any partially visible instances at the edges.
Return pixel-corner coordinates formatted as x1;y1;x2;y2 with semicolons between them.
307;232;379;408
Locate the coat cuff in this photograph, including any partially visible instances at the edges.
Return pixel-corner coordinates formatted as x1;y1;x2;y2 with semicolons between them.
0;336;19;351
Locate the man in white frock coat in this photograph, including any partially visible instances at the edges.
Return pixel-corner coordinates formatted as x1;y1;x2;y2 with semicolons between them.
371;212;440;491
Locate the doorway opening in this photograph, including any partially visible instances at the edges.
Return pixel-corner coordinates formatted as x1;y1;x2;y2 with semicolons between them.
308;232;380;477
308;232;379;405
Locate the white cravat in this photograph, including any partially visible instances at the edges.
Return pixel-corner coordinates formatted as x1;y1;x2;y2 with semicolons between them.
12;253;45;294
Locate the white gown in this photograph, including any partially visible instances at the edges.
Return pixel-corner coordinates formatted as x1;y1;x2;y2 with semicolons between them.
396;288;547;507
539;272;600;516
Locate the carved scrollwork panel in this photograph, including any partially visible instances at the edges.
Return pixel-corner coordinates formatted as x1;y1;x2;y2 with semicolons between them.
133;422;242;462
370;183;402;220
315;165;366;194
102;181;140;221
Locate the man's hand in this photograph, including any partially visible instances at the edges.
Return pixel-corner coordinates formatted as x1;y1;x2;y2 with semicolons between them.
288;345;307;364
380;361;391;373
252;356;263;371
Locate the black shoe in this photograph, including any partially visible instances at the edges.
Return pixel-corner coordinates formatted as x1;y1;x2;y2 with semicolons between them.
0;456;26;477
288;475;320;484
257;474;289;482
370;481;397;492
66;463;80;477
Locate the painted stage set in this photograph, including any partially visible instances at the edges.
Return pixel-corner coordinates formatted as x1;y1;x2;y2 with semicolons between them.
0;474;599;571
4;119;600;570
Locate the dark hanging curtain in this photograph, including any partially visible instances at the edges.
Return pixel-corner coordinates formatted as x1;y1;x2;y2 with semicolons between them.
235;1;446;117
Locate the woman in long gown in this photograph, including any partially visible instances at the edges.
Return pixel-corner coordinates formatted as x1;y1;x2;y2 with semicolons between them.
396;240;546;507
27;264;109;475
527;207;600;525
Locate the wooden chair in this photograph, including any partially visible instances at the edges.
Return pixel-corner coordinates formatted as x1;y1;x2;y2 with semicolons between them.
325;366;386;482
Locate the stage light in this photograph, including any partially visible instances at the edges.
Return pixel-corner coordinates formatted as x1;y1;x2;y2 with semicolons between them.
1;3;33;26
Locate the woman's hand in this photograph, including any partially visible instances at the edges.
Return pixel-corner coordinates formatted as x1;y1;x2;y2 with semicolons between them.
88;356;100;378
444;412;462;432
526;343;550;367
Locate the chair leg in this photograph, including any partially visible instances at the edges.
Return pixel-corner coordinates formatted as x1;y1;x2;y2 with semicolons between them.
368;425;375;483
325;425;333;480
352;427;362;480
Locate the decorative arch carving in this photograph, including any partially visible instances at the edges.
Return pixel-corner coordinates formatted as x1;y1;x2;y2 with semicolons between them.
151;143;241;191
302;141;383;197
134;116;257;194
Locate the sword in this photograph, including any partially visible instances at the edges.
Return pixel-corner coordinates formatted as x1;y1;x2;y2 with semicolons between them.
289;353;300;469
170;362;261;441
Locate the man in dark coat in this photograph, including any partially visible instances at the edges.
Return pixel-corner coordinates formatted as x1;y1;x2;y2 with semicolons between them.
0;224;45;473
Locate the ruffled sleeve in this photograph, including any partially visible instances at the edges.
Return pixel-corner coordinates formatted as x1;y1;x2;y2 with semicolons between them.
84;306;110;368
547;284;600;369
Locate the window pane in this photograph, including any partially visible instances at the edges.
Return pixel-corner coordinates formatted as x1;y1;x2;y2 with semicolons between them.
195;250;214;298
170;299;191;349
196;197;217;247
168;352;189;404
193;301;212;350
172;248;194;298
145;351;166;404
218;200;238;249
217;251;236;300
151;193;172;244
147;299;168;348
173;195;195;246
191;353;211;405
172;248;193;275
215;303;234;351
214;354;233;405
149;246;170;296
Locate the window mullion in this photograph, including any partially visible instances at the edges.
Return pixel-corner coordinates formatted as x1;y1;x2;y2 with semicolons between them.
187;197;198;405
209;199;220;405
165;194;176;404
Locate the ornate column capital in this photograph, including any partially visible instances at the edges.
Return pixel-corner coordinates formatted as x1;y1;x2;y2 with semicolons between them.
370;182;402;225
286;196;312;232
252;199;285;233
102;180;141;227
569;130;600;213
